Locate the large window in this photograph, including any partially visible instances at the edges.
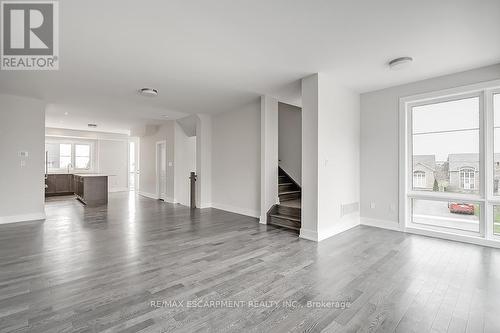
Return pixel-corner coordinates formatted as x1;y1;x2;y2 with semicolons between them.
404;84;500;242
411;96;480;195
45;140;94;172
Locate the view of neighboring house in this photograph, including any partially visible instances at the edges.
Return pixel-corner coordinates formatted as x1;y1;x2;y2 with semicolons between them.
413;155;436;190
448;153;479;193
414;153;483;193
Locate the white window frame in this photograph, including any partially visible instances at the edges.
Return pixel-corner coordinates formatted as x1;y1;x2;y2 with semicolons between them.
45;138;96;173
399;79;500;247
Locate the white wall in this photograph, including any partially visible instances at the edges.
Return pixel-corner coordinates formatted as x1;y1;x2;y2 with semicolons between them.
0;94;45;223
360;63;500;229
212;100;261;218
301;76;319;239
139;122;175;201
98;140;128;191
278;102;301;185
45;128;131;192
301;74;360;241
260;96;279;222
196;114;212;208
317;75;360;240
174;122;196;206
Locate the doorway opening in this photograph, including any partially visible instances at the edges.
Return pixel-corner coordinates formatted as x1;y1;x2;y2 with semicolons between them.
156;141;167;200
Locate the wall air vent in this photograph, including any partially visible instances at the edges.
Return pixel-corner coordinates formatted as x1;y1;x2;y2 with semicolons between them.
341;202;360;217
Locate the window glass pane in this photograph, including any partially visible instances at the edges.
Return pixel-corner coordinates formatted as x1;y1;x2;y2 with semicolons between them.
59;156;71;169
75;144;90;169
45;143;60;169
494;206;500;235
75;144;90;157
75;157;90;169
493;94;500;195
412;97;480;194
60;143;71;157
412;198;480;233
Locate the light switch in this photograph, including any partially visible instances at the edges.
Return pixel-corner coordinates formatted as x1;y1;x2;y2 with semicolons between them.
168;162;173;167
20;160;26;167
19;151;28;157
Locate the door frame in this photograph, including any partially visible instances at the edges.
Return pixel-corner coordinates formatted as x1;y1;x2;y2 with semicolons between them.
156;140;167;200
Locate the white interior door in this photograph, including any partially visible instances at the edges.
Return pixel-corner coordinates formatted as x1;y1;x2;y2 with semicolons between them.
157;142;167;200
128;140;139;190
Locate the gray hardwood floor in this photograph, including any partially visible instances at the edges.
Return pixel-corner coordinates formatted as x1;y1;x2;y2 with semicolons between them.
1;192;500;332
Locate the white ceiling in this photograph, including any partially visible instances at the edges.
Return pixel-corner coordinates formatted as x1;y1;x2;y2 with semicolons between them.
1;0;499;133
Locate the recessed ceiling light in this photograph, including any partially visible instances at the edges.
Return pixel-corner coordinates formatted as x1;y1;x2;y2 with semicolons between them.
88;123;98;128
388;56;413;70
139;87;158;97
161;115;169;118
64;112;68;116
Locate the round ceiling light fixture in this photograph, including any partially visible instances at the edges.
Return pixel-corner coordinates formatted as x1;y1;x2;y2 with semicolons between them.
388;56;413;70
139;87;158;97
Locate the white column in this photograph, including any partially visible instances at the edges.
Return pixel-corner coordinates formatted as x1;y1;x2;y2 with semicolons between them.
260;95;279;224
300;74;361;241
300;75;320;239
196;113;212;208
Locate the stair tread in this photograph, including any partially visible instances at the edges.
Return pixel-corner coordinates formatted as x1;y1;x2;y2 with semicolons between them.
279;190;301;195
270;213;301;222
268;222;300;231
279;182;293;186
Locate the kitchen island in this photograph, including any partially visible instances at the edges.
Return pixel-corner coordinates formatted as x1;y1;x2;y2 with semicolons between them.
73;174;109;206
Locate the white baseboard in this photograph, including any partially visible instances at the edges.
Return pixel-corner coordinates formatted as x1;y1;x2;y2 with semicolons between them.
109;187;129;193
138;191;159;200
360;217;402;231
300;216;360;242
318;217;360;241
211;203;259;218
199;202;212;209
0;212;46;225
163;197;176;204
299;228;318;241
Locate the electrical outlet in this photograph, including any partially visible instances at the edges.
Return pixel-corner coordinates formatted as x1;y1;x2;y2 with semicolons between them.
389;203;396;212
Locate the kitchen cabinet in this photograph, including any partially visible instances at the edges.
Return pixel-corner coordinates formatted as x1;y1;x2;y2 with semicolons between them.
73;174;108;206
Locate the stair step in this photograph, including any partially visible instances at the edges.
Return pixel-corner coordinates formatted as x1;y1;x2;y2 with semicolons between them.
270;213;300;222
268;214;301;231
279;190;300;195
279;182;293;186
276;204;300;217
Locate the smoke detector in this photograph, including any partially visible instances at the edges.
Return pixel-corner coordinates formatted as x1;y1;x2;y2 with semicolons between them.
388;57;413;70
139;87;158;97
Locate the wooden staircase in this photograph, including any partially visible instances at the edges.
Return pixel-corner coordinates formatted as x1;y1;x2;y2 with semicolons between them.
267;167;301;231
